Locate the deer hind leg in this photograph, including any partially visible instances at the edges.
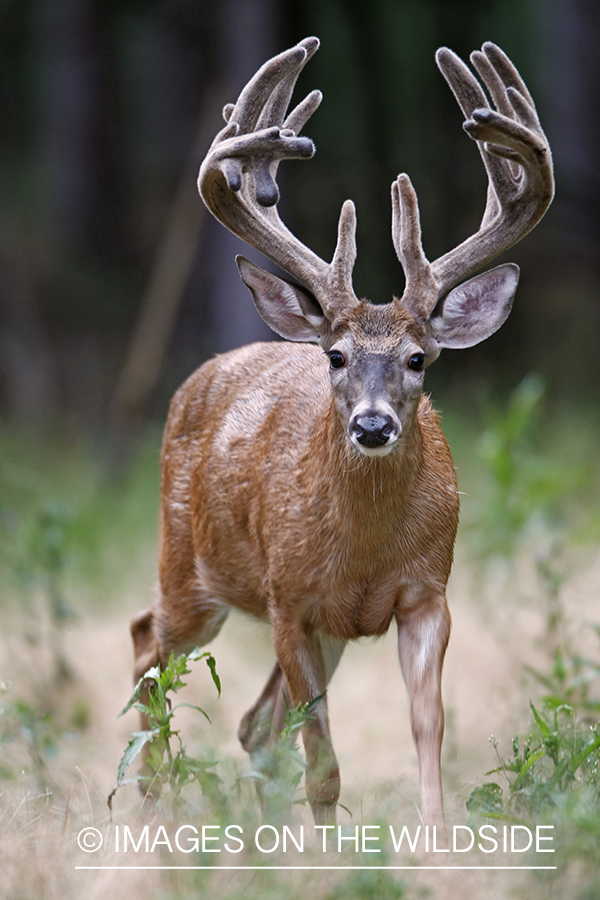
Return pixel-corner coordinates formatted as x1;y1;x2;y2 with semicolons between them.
131;586;229;688
131;607;160;684
238;660;286;756
397;591;451;837
129;586;229;794
237;660;288;818
239;640;345;758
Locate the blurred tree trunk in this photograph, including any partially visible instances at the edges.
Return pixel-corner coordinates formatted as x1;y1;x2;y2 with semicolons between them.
527;0;600;387
37;0;131;263
0;244;59;425
110;0;280;453
110;84;226;429
199;0;280;353
545;0;600;265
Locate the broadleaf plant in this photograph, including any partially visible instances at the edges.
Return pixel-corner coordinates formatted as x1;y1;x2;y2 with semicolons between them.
110;647;222;812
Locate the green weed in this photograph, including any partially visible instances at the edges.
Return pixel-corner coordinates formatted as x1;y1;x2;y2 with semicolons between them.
248;694;324;819
0;680;64;787
525;625;600;717
468;633;600;896
114;649;335;824
467;374;579;561
324;867;407;900
468;623;600;820
112;647;223;813
468;703;600;820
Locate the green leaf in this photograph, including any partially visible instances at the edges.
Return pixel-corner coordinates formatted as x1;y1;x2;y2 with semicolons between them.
466;783;504;816
206;655;221;697
569;733;600;775
510;748;545;791
530;702;553;738
117;675;148;718
547;757;569;789
170;702;212;723
117;730;158;784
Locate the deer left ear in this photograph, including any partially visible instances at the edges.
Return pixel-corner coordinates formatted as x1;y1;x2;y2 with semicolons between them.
430;263;520;349
236;255;327;342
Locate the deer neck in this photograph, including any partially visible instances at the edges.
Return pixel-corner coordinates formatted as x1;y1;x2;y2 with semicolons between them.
307;399;424;518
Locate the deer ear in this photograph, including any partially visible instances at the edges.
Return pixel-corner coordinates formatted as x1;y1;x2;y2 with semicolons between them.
430;263;519;349
236;256;327;342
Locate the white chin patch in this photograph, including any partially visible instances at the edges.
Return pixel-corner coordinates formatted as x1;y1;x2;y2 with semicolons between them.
351;438;397;458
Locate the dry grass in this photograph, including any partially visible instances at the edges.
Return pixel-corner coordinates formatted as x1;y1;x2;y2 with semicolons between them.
2;539;600;900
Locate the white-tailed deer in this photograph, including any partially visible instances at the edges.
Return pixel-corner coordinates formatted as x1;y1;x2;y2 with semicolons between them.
131;37;553;827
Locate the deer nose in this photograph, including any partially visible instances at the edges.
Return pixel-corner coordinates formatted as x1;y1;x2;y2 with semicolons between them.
351;414;396;448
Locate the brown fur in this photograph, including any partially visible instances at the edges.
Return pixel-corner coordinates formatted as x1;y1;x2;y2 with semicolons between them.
133;338;458;826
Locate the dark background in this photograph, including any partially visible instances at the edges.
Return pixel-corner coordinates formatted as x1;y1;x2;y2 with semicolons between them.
1;0;598;437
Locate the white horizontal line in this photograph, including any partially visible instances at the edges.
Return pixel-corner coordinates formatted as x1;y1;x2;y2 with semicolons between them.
75;865;557;871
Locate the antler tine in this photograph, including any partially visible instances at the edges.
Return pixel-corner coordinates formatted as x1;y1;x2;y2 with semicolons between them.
229;42;310;134
330;199;358;298
256;36;320;131
479;42;536;110
198;39;359;319
434;45;506;231
470;50;517;120
426;43;554;301
436;47;490;120
283;89;323;136
392;174;436;304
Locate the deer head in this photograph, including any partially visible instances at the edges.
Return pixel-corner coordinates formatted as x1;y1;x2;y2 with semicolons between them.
198;37;553;457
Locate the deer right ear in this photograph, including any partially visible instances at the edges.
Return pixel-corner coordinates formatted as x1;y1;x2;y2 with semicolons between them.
429;263;519;350
236;256;327;342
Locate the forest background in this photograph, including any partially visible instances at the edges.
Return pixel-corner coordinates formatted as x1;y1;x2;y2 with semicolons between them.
2;0;599;424
1;2;600;899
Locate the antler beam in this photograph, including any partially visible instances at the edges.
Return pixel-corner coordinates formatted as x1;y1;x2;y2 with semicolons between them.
393;41;554;315
198;37;359;319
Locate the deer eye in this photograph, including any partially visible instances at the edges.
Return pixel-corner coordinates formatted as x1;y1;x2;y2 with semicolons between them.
408;353;425;371
328;350;346;369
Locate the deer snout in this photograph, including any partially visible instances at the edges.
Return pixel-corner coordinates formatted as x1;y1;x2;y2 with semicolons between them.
349;412;400;453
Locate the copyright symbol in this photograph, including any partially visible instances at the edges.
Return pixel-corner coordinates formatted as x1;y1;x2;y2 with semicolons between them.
77;827;103;852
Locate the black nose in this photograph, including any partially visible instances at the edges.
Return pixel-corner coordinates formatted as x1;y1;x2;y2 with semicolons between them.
351;414;395;448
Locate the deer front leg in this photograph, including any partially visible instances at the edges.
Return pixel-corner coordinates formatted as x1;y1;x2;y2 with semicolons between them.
271;611;343;825
397;591;451;834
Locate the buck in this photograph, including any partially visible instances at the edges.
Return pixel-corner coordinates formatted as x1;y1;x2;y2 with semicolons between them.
130;37;553;827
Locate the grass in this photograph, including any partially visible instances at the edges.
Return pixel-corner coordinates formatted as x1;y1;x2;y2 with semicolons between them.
0;424;162;607
1;384;600;898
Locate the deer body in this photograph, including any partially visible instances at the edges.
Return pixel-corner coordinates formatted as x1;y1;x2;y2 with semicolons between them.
158;341;457;639
145;335;455;826
131;36;553;828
